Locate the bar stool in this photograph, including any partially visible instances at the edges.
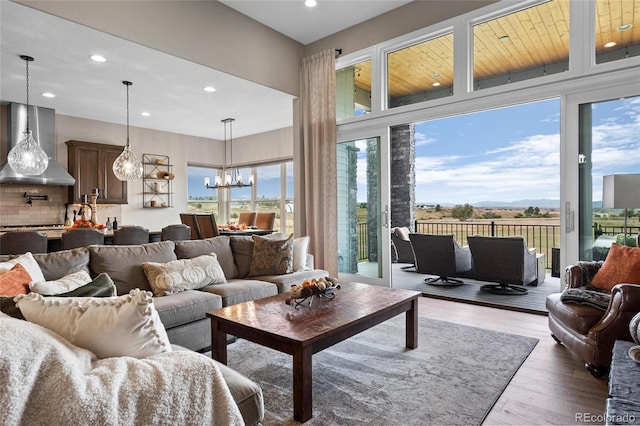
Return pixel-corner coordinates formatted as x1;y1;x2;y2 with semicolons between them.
0;231;48;255
61;228;105;250
161;224;191;241
112;226;150;245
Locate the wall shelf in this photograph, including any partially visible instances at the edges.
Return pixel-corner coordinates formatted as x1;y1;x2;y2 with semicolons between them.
142;154;174;208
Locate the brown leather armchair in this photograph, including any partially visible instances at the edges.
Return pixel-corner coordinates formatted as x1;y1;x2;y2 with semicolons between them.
546;260;640;377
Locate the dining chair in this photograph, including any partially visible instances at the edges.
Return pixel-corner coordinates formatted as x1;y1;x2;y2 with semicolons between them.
61;228;105;250
255;212;276;230
112;226;150;245
0;231;48;255
180;213;201;239
195;214;219;238
161;224;191;241
238;212;257;227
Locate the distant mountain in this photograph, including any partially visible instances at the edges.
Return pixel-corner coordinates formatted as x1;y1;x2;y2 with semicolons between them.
417;199;560;209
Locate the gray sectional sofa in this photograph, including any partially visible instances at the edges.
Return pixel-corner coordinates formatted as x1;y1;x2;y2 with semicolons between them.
24;235;328;352
2;234;328;426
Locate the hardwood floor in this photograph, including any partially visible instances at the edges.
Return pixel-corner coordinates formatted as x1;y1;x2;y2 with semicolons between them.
417;296;609;425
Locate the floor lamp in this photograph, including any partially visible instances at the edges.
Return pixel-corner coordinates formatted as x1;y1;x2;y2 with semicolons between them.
602;174;640;246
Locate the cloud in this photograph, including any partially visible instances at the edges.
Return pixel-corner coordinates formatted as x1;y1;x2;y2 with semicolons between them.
414;131;436;146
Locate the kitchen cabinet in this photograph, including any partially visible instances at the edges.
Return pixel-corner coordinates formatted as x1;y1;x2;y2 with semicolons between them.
66;140;128;204
142;154;173;208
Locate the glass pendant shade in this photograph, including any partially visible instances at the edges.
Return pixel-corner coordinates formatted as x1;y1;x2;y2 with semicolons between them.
113;80;142;181
112;144;143;181
8;130;49;176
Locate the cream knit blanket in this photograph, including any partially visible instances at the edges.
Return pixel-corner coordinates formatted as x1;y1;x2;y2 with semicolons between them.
0;313;244;425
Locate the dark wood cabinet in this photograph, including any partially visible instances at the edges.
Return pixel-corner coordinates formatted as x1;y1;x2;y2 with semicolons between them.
66;140;128;204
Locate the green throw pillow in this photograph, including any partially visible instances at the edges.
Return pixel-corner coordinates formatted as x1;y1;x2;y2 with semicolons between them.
0;272;116;320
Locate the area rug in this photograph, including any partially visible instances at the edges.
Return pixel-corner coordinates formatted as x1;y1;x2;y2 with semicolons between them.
225;316;538;425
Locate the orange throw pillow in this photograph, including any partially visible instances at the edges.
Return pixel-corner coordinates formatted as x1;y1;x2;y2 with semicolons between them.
591;243;640;291
0;263;32;296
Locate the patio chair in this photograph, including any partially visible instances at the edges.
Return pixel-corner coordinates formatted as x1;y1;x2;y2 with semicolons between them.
467;235;537;295
391;227;415;269
409;233;472;286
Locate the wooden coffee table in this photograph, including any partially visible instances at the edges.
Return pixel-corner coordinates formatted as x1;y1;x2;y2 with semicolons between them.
207;282;420;423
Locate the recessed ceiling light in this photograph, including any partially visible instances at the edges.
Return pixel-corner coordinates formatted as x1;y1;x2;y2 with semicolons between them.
432;73;441;78
617;24;633;31
204;86;216;92
141;112;151;117
90;54;106;62
498;35;510;42
432;82;441;87
41;92;55;98
604;41;617;48
305;0;317;7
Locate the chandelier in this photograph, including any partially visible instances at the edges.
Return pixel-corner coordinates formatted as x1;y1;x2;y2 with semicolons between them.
112;81;143;181
205;118;253;190
7;55;49;176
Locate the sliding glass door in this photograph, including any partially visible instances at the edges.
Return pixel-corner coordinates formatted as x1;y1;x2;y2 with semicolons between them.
336;128;391;287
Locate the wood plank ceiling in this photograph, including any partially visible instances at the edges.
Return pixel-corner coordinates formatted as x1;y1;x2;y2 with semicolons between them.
353;0;639;99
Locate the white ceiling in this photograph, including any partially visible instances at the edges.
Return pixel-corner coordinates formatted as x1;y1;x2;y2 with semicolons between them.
0;1;411;141
220;0;413;45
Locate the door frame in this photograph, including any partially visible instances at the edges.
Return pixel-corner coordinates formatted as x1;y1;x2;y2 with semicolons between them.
336;125;392;287
563;82;640;272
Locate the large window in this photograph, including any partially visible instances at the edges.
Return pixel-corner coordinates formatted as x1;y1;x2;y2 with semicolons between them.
189;161;294;234
473;0;570;90
595;0;640;64
578;95;640;260
187;165;220;218
387;33;454;108
336;59;372;120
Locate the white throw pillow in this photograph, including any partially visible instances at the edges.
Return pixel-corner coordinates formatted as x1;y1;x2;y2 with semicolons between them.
29;270;92;295
0;252;45;283
142;253;227;296
15;289;172;359
293;236;310;272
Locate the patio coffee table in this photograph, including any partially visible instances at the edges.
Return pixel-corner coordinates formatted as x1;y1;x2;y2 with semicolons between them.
207;282;420;423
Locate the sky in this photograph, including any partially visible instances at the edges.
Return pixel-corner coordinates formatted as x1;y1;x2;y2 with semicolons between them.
188;95;640;206
355;95;640;206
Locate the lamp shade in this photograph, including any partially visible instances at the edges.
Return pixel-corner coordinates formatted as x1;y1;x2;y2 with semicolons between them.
602;174;640;209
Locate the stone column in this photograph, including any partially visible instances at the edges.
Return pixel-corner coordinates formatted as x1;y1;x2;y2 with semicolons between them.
390;124;416;231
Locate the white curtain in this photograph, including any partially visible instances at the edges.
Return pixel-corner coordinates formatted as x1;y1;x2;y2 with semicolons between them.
300;50;337;276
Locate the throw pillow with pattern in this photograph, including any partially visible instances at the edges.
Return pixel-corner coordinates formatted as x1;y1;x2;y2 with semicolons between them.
249;235;293;277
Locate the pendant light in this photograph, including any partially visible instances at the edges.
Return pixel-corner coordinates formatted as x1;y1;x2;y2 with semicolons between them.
7;55;49;176
204;118;253;190
112;80;143;181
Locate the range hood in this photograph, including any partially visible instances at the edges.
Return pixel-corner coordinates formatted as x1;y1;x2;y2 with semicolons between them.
0;103;75;185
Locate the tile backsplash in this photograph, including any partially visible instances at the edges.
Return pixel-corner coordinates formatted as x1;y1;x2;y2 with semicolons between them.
0;184;121;227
